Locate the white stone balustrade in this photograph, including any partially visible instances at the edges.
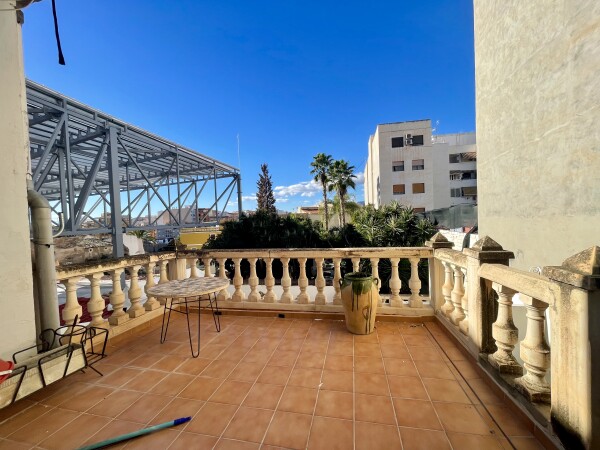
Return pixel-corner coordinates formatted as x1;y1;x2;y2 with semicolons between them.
488;283;522;374
450;264;466;325
127;265;144;318
108;269;128;326
86;273;105;327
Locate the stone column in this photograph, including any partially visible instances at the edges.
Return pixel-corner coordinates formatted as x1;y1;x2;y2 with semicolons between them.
188;258;199;278
462;236;514;354
86;273;106;327
61;278;82;325
108;268;128;326
389;258;402;307
514;294;550;403
450;264;466;325
203;257;213;277
231;258;245;302
144;262;161;311
488;283;521;374
351;257;360;273
315;257;326;305
370;258;382;306
127;265;145;318
216;258;231;302
333;258;342;305
263;257;276;303
459;267;469;335
247;257;260;302
296;257;309;304
279;257;293;303
408;257;422;308
543;246;600;450
441;262;454;317
426;232;454;312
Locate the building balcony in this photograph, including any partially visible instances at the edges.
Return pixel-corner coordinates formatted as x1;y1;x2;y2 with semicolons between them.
1;240;597;449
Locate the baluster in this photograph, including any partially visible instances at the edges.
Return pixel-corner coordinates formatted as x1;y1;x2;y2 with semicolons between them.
189;258;199;278
232;258;245;302
157;260;170;305
389;258;402;307
315;257;326;305
127;265;144;318
351;257;360;273
216;258;231;301
61;277;82;325
370;258;382;306
86;273;106;327
248;257;260;302
296;257;309;304
203;257;213;277
515;295;551;402
488;283;522;374
450;264;465;325
441;261;454;317
144;262;161;311
264;257;276;303
408;257;422;308
333;258;342;305
279;257;293;303
108;268;128;325
459;268;469;335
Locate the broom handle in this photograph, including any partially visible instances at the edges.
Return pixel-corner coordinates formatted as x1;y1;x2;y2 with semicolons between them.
77;417;191;450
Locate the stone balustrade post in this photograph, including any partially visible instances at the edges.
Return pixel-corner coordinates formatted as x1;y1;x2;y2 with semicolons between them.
109;268;129;326
232;258;245;302
188;258;199;278
86;273;105;327
144;262;161;311
441;262;455;317
463;236;514;355
543;246;600;450
488;283;522;374
203;257;213;277
61;277;82;325
426;232;454;312
248;257;260;302
351;257;360;273
450;264;466;325
315;257;326;305
168;257;187;280
459;267;469;335
158;260;170;305
389;258;402;307
216;258;231;301
279;257;293;303
264;257;276;303
408;257;422;308
370;258;382;306
296;257;309;304
127;265;145;318
333;258;342;305
514;294;550;403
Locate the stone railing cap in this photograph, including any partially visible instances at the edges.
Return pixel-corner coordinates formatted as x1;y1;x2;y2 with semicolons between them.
462;235;515;261
425;232;454;249
543;246;600;290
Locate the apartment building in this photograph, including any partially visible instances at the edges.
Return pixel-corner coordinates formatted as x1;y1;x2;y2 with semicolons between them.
364;119;476;211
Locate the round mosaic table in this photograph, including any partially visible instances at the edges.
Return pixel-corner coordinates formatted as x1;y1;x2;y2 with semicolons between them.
147;277;230;358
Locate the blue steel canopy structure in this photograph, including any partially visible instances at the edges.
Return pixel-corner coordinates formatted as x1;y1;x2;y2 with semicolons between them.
27;80;242;256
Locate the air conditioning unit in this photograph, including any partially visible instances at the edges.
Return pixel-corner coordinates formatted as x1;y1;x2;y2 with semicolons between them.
405;134;413;146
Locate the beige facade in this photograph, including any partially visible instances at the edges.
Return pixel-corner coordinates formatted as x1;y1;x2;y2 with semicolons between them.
474;1;600;271
0;10;37;360
364;120;477;211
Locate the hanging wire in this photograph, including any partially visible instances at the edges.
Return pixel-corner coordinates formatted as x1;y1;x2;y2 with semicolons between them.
51;0;65;65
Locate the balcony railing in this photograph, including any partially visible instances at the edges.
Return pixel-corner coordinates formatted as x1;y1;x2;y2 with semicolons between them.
51;236;600;449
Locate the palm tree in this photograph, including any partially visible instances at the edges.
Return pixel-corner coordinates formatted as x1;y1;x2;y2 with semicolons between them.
310;153;333;230
328;159;356;228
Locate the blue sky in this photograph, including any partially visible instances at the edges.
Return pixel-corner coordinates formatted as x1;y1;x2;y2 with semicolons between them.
21;0;475;212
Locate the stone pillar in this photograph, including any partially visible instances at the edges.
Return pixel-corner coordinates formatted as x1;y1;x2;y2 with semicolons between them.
462;236;514;354
441;262;455;317
333;258;342;305
188;258;199;278
315;257;326;305
488;283;522;374
127;265;145;318
459;268;469;335
216;258;231;302
389;258;402;307
108;268;128;326
426;232;454;312
87;273;106;327
263;257;276;303
247;257;260;302
168;257;187;280
61;278;82;325
408;257;422;308
351;257;360;273
279;257;293;303
450;264;466;325
543;246;600;450
370;258;381;307
203;257;213;277
144;262;161;311
296;257;309;304
231;258;245;302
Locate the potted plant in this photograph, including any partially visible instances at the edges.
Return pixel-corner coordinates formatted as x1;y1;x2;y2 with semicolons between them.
339;272;379;334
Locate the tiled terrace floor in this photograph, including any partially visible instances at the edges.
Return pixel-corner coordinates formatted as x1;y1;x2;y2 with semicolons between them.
0;314;547;450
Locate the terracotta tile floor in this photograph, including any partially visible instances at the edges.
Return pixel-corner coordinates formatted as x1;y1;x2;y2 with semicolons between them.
0;314;548;449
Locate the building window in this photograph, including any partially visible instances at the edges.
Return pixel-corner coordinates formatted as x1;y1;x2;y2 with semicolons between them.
450;188;462;197
449;154;460;163
393;184;405;195
412;159;424;170
413;207;426;213
449;173;461;180
411;135;424;146
391;137;404;148
412;183;425;194
392;160;404;172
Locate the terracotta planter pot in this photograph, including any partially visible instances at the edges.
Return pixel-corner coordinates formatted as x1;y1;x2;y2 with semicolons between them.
340;272;379;335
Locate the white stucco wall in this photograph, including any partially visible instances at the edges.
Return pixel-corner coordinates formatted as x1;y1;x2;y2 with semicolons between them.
0;10;37;360
474;1;600;270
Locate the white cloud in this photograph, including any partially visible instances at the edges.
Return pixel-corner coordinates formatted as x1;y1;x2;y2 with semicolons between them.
241;194;257;202
277;197;289;203
273;179;321;198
